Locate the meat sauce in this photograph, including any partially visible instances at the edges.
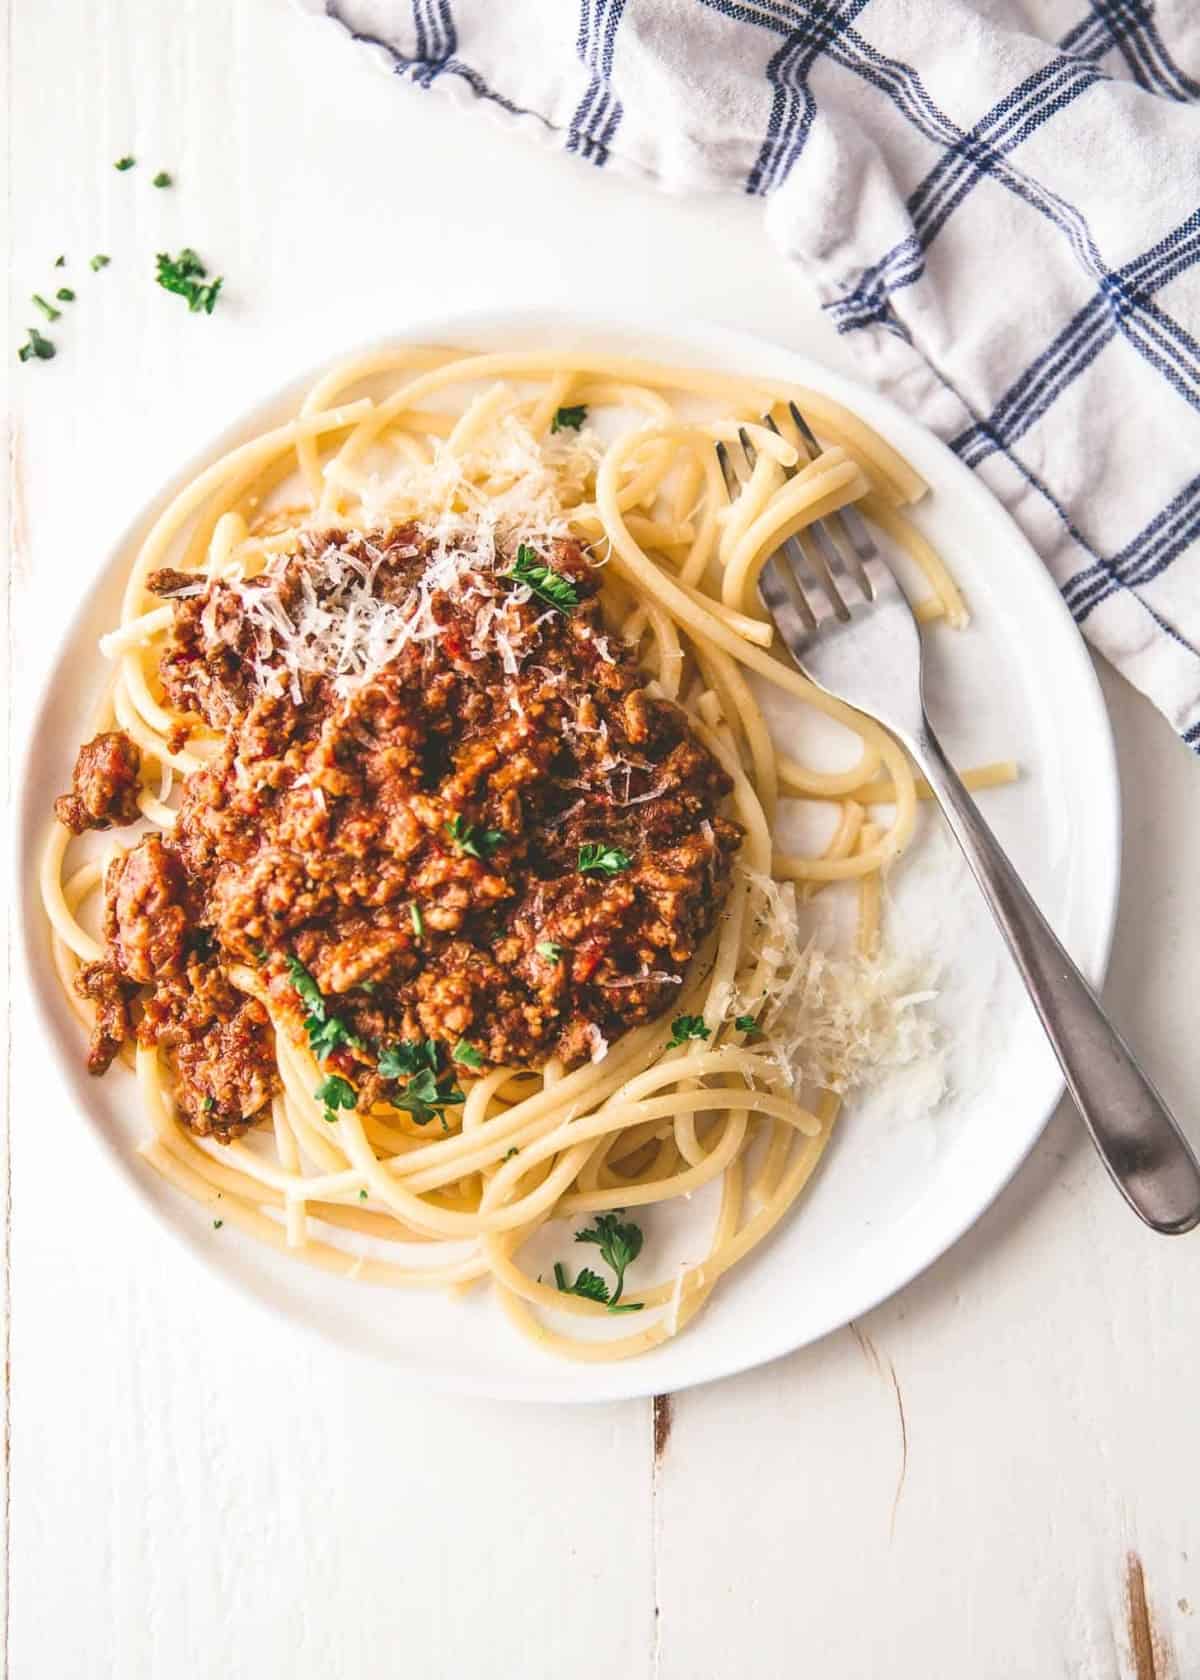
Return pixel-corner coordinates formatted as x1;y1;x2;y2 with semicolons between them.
59;526;741;1139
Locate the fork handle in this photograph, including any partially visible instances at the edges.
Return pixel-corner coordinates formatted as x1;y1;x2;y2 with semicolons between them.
909;720;1200;1234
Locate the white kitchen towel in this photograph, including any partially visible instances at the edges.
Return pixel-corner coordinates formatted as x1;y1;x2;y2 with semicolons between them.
301;0;1200;748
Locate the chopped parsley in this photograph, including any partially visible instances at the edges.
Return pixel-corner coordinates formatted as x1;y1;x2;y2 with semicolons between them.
213;1218;224;1229
668;1015;711;1049
54;255;65;268
445;816;503;860
153;170;173;188
359;1189;368;1201
314;1073;357;1124
554;1213;645;1312
90;253;110;271
32;293;60;322
55;287;75;303
201;1095;215;1114
452;1040;484;1069
734;1013;761;1037
155;247;223;314
377;1040;463;1126
503;1147;520;1161
536;941;563;961
409;901;424;937
115;155;136;171
504;544;580;612
286;957;364;1061
578;842;632;877
17;327;55;363
551;403;588;433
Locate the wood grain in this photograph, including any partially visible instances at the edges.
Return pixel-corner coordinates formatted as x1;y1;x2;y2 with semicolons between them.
6;2;1200;1676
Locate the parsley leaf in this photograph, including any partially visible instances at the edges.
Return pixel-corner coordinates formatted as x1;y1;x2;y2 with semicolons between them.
56;287;75;303
32;293;60;322
17;326;55;363
734;1013;760;1036
504;544;580;613
578;842;632;877
445;815;504;860
536;940;563;961
452;1040;484;1069
390;1066;464;1128
90;253;110;271
667;1014;711;1049
201;1095;215;1114
213;1218;223;1229
551;404;588;433
315;1073;357;1124
575;1212;644;1307
358;1189;368;1201
153;170;173;188
286;957;364;1060
503;1147;520;1161
553;1262;611;1304
377;1039;439;1080
115;155;136;171
409;901;424;937
54;255;65;268
155;247;223;315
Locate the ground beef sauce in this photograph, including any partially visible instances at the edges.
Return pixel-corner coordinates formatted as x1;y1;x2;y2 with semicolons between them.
60;524;742;1141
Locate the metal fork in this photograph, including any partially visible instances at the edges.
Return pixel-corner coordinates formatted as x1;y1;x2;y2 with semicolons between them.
718;407;1200;1235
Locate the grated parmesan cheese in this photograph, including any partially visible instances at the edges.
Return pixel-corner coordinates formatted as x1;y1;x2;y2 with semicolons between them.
739;867;943;1098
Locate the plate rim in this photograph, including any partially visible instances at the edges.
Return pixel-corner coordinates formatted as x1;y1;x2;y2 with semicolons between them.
16;303;1122;1403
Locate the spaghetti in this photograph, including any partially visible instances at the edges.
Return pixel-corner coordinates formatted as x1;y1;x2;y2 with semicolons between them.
40;344;1015;1361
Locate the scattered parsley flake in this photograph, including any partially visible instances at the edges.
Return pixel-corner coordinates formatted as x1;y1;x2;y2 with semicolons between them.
445;816;503;860
578;843;632;877
54;255;65;268
115;155;136;171
55;287;75;303
32;293;60;322
734;1014;760;1037
17;326;55;363
153;170;173;188
410;901;424;937
536;941;563;961
377;1039;439;1080
504;544;580;612
503;1147;520;1161
155;247;223;314
212;1218;223;1229
90;253;110;271
668;1015;711;1049
551;403;588;433
390;1066;464;1128
201;1095;215;1114
452;1040;484;1069
359;1189;368;1201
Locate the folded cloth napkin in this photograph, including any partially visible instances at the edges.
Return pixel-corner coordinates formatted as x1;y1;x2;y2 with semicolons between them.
301;0;1200;747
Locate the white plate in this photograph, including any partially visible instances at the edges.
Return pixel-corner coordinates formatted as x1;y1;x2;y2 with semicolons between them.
19;307;1120;1403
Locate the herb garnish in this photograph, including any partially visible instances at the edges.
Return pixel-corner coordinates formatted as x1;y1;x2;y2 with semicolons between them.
286;956;364;1061
213;1218;223;1229
32;293;60;322
153;170;173;188
90;254;110;271
452;1041;484;1069
155;247;223;314
667;1015;711;1049
734;1014;761;1036
554;1213;645;1312
536;941;563;961
410;901;424;937
503;1147;520;1161
378;1039;464;1127
578;843;632;877
54;255;65;268
56;288;75;303
551;404;588;433
115;155;136;171
445;816;503;859
504;544;580;613
314;1073;357;1124
17;327;55;363
202;1095;215;1114
359;1189;368;1201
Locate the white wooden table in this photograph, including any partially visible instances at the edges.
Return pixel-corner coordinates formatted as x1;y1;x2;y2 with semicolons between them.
5;4;1200;1675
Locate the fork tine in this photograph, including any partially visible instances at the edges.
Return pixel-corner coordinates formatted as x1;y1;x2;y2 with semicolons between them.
714;439;743;501
771;401;877;604
787;399;823;461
